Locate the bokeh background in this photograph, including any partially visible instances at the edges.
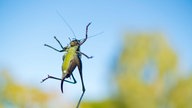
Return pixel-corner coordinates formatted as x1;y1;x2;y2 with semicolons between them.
1;0;192;108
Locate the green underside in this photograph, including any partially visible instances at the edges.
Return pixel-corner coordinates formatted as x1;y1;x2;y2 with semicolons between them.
62;46;78;74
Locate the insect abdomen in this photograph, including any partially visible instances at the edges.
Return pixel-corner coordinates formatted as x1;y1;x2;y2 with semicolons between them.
62;46;78;74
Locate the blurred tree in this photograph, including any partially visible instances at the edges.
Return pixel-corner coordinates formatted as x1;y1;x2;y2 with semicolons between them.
0;70;55;108
81;33;192;108
168;75;192;108
116;33;177;108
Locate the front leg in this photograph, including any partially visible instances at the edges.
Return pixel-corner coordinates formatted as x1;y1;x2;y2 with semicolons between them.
44;36;68;52
44;44;64;52
76;51;93;59
80;22;91;45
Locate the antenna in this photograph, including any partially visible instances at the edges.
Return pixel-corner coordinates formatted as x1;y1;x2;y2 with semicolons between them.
56;10;76;38
68;37;71;42
88;31;104;38
80;31;104;40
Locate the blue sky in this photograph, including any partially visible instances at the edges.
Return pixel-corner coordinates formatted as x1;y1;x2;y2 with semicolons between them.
1;0;192;101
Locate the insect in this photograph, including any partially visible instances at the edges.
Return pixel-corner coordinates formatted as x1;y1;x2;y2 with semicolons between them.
41;22;93;108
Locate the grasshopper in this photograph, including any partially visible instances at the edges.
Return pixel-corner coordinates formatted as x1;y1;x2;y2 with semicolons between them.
41;23;92;108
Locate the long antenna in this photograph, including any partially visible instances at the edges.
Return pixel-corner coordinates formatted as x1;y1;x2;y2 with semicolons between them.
88;31;104;38
80;31;104;40
56;10;76;38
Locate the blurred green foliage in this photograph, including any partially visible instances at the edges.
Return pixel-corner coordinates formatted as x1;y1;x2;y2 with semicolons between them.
81;33;192;108
0;70;55;108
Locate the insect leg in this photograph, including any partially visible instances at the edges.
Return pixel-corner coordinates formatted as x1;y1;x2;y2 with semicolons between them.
41;75;62;83
77;51;93;59
63;74;77;84
76;57;85;108
41;74;76;84
80;22;91;45
44;44;64;52
70;74;77;84
54;36;65;49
